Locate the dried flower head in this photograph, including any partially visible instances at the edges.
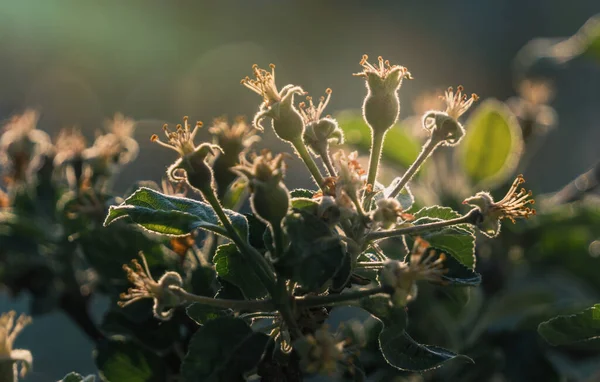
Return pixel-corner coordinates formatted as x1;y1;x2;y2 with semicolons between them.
422;85;478;146
151;117;222;191
353;55;412;90
0;311;32;379
0;110;52;183
442;85;479;121
106;113;136;140
463;174;536;237
151;117;203;158
232;150;290;226
119;252;184;321
296;326;345;375
208;116;260;157
371;198;413;229
380;238;447;306
354;55;412;135
54;128;87;167
241;64;306;141
333;150;365;199
300;89;344;157
508;79;557;141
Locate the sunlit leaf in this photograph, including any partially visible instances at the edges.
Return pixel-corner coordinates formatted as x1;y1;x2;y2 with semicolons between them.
458;100;523;188
336;110;421;168
539;304;600;347
213;243;268;299
95;337;167;382
104;187;248;239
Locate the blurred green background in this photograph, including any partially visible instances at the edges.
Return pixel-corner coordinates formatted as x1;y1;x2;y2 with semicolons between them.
0;1;599;380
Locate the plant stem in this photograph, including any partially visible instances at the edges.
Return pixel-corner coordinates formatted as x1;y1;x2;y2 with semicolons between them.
271;223;285;258
291;138;324;188
170;287;275;311
366;208;480;242
366;131;386;189
388;137;440;199
318;146;337;177
295;286;389;308
200;186;277;293
356;261;385;269
275;278;303;339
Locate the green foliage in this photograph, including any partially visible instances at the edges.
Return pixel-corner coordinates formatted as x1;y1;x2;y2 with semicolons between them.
104;187;248;239
181;317;269;382
458;100;523;188
60;373;96;382
538;304;600;347
213;243;268;299
95;337;168;382
336;110;421;168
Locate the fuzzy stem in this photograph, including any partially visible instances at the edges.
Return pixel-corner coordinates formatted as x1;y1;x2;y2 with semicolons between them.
275;278;303;339
200;186;277;293
366;208;480;242
295;286;389;308
170;287;275;311
318;145;337;177
356;261;385;269
291;138;325;188
388;137;441;199
271;222;285;258
366;131;386;190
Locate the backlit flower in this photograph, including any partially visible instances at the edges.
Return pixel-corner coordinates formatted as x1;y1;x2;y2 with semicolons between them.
463;174;536;237
0;311;32;380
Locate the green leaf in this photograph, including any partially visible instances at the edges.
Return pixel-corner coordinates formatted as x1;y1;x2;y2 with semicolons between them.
60;372;96;382
280;210;346;291
538;304;600;347
458;100;523;188
290;197;319;212
336;110;421;168
213;243;268;299
290;189;314;198
95;337;167;382
221;179;248;210
104;187;248;239
100;311;181;352
181;317;269;382
379;330;473;372
186;303;231;325
412;206;476;269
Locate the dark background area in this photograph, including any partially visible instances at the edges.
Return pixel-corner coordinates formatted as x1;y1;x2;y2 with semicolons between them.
0;1;598;380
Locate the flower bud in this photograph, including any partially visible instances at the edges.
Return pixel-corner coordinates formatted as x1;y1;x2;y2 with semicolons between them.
151;117;222;194
295;326;345;376
241;64;306;142
354;55;411;135
371;198;403;229
119;253;184;321
463;175;535;237
232;150;290;227
298;89;344;156
422;86;478;146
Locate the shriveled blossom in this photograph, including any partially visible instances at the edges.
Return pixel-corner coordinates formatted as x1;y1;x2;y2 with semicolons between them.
463;174;536;238
208;116;260;157
0;311;32;381
0;110;52;183
423;86;479;145
333;150;365;200
119;252;184;321
241;64;306;141
380;238;447;306
299;89;344;163
296;326;346;376
232;150;290;226
507;78;557;141
353;55;412;91
151;117;222;191
83;114;138;173
371;197;413;229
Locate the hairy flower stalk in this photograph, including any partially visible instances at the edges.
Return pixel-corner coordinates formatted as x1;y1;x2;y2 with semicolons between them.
299;89;343;177
463;174;536;237
388;86;478;199
380;239;448;306
242;64;325;188
0;311;32;382
354;55;412;191
119;253;184;320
